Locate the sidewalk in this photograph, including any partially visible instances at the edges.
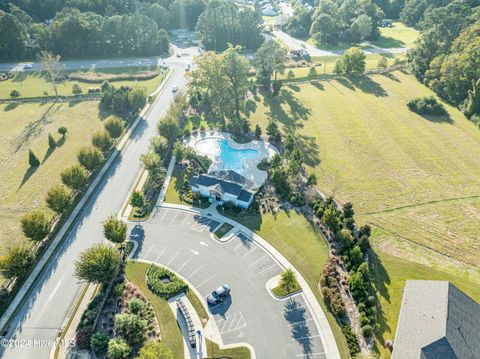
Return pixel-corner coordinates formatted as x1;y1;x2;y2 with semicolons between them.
167;293;207;359
160;202;341;359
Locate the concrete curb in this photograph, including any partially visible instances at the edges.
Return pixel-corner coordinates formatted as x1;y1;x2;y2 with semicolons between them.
159;203;341;359
0;71;173;336
131;258;256;359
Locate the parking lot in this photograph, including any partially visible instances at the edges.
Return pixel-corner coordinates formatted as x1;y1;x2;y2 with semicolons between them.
130;208;326;358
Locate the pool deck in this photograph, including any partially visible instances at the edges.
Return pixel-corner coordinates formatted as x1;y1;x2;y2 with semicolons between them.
183;131;278;189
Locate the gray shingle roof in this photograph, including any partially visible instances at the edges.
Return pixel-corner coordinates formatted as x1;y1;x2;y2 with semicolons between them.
393;280;480;359
190;174;254;199
237;189;253;203
207;170;256;190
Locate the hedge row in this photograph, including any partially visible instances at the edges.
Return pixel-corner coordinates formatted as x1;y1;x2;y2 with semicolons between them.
69;71;159;83
146;265;187;297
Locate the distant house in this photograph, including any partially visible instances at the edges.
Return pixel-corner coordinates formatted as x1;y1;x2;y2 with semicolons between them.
189;170;256;208
262;5;278;16
392;280;480;359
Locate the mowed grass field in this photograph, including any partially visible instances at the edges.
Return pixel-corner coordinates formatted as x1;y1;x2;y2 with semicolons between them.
373;22;419;48
282;53;406;80
247;71;480;356
0;102;103;253
0;66;165;99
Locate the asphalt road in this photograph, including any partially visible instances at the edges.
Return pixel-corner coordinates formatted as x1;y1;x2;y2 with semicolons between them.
132;208;326;359
0;50;193;359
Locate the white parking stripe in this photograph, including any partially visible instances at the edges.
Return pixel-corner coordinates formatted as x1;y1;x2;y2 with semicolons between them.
154;247;166;263
295;352;325;357
169;211;179;223
242;246;258;258
158;210;169;222
233;239;251;251
255;263;278;275
187;265;204;279
226;313;238;332
295;334;321;341
284;304;307;313
249;254;268;266
195;274;216;289
176;257;192;272
143;245;154;259
167;251;179;266
287;318;313;326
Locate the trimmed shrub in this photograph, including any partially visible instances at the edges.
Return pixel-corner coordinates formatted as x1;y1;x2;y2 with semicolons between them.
76;327;93;349
407;96;447;116
91;332;110;353
146;265;187;297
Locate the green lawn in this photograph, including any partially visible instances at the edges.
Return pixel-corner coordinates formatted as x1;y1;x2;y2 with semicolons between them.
373;22;419;48
218;208;349;358
213;222;234;239
0;66;166;99
206;339;251;359
125;261;184;358
248;71;480;270
283;53;406;80
271;277;301;298
0;101;103;253
370;251;480;358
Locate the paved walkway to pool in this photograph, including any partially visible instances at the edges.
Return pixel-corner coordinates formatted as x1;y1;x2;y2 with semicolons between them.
183;131;278;189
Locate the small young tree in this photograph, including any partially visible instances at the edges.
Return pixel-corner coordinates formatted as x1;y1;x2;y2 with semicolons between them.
28;149;40;167
287;70;295;80
140;151;161;173
40;51;64;98
92;130;114;153
130;191;144;208
45;185;71;213
104;116;125;139
101;80;111;92
10;89;20;99
103;216;128;244
74;244;121;284
157;116;179;144
77;146;104;172
137;341;174;359
280;269;297;294
72;83;82;95
377;56;388;69
61;164;89;191
48;133;56;148
254;124;262;139
107;338;131;359
150;136;168;156
0;242;35;279
308;66;318;78
266;120;281;142
128;298;145;315
20;210;50;241
114;313;146;345
307;173;317;186
58;126;68;138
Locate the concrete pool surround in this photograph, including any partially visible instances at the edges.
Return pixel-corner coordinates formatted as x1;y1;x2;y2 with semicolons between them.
184;131;278;189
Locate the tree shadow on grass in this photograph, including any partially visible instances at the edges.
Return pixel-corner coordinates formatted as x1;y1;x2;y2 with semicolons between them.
12;102;58;153
42;146;55;164
350;76;388;97
381;72;401;83
287;84;300;92
369;248;392;347
3;103;19;111
262;89;311;132
310;81;324;91
297;133;320;167
414;112;453;124
19;166;38;188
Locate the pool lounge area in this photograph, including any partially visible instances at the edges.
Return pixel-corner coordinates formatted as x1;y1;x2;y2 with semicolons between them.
184;132;278;208
184;131;278;190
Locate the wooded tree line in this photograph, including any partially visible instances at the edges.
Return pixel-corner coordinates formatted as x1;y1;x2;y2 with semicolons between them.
285;0;385;44
0;0;207;60
195;2;264;51
406;1;480;125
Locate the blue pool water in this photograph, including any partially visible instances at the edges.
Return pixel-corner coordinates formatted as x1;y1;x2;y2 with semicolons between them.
196;138;259;172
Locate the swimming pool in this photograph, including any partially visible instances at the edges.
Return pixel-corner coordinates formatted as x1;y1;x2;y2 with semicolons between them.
195;137;259;173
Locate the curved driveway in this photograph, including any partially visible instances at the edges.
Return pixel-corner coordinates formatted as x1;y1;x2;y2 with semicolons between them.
131;207;326;359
